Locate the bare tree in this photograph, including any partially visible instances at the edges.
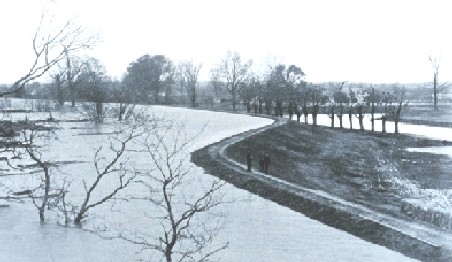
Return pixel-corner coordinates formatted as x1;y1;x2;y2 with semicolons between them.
177;61;202;107
65;55;90;107
1;12;98;97
74;121;149;223
116;75;138;121
122;122;229;262
348;105;353;130
370;86;375;132
23;127;52;222
20;122;62;222
77;57;108;122
212;51;252;111
429;54;440;111
390;85;405;134
335;81;347;129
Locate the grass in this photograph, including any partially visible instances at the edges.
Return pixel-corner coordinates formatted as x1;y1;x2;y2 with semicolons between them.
191;122;452;261
225;120;452;218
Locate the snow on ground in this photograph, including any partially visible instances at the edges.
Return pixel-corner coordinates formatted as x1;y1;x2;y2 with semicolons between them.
0;103;419;261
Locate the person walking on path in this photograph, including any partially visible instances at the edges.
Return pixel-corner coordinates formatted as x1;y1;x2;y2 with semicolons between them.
247;149;253;172
263;153;270;173
258;154;264;172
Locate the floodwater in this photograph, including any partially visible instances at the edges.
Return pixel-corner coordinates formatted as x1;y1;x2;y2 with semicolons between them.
0;105;420;261
287;113;452;141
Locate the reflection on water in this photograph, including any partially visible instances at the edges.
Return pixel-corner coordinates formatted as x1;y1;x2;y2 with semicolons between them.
293;113;452;141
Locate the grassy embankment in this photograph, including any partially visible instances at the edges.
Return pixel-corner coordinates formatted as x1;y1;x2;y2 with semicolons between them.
226;120;452;222
192;119;452;261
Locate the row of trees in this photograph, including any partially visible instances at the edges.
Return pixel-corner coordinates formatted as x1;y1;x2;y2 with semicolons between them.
12;47;447;115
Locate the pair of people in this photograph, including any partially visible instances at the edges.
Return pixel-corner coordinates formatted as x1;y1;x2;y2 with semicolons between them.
247;150;270;173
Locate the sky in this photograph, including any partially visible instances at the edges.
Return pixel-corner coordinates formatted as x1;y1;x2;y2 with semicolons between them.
1;0;452;84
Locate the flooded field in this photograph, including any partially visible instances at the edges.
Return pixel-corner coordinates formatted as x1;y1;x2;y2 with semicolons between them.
0;104;419;261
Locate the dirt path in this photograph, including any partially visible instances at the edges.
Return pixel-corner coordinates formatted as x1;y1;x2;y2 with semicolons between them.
192;115;452;262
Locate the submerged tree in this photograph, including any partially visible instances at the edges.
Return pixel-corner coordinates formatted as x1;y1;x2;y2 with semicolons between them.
74;120;150;223
122;122;229;262
77;57;108;122
23;125;54;222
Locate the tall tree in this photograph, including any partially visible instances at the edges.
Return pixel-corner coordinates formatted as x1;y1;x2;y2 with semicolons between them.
332;81;348;129
212;51;252;111
177;61;202;106
65;55;89;107
78;57;108;122
429;55;440;111
427;55;450;111
124;55;173;104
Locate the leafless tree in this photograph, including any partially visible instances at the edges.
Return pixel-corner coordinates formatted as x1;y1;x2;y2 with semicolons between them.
389;85;405;134
370;86;375;132
177;61;202;106
212;51;252;111
336;81;347;129
122;122;229;262
74;121;149;223
23;128;51;222
77;57;108;122
429;54;440;111
1;12;98;97
64;55;91;107
21;122;60;222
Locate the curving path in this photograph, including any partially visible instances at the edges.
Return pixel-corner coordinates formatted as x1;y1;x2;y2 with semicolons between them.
192;115;452;262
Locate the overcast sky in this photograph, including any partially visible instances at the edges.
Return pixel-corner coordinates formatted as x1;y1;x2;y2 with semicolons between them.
1;0;452;84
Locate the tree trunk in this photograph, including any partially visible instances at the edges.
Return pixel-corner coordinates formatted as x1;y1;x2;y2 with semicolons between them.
312;105;319;126
349;108;353;130
303;105;308;124
357;105;364;131
56;74;64;106
232;88;236;111
394;102;402;134
338;104;343;129
192;87;196;106
67;56;75;107
371;88;375;132
331;105;335;128
165;250;172;262
433;72;438;110
96;101;103;122
119;102;124;121
39;166;50;222
382;116;387;134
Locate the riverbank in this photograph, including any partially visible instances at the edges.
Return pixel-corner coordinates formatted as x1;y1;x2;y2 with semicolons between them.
191;116;452;262
401;107;452;128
